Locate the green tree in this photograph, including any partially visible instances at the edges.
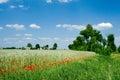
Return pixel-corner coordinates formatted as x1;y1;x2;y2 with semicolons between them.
27;43;32;49
68;44;74;50
45;45;49;50
35;44;40;49
80;24;94;42
102;38;107;47
118;46;120;53
68;24;115;56
53;43;57;50
107;34;116;52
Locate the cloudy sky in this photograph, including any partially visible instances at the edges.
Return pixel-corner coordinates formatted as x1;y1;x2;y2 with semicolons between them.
0;0;120;49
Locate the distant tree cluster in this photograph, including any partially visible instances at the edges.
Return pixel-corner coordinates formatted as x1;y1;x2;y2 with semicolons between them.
27;43;58;50
68;24;117;56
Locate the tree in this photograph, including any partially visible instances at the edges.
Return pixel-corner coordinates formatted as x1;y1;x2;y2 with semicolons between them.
107;34;116;52
35;44;40;49
102;38;107;47
45;45;49;50
80;24;94;42
27;43;32;49
68;24;115;56
53;43;57;50
118;46;120;53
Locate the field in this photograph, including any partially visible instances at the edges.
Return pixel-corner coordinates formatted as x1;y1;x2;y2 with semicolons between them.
0;50;120;80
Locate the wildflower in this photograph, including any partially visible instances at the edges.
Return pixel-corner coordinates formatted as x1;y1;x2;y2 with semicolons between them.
0;69;8;74
49;60;57;66
27;64;38;71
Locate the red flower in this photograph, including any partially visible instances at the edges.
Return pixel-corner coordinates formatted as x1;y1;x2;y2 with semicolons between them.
27;64;38;71
0;69;8;74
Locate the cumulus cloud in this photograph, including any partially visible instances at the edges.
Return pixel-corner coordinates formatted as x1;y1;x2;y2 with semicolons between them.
0;27;3;30
18;5;24;8
16;34;21;36
93;22;112;30
58;0;72;3
56;24;85;30
24;37;32;40
46;0;52;3
0;0;8;4
57;22;112;31
6;24;25;30
30;24;41;29
9;5;28;10
24;34;33;37
10;5;16;9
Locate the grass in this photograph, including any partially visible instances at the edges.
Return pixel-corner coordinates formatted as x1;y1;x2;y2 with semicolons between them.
0;50;120;80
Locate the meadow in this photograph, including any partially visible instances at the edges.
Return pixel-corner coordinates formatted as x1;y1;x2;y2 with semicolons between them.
0;50;120;80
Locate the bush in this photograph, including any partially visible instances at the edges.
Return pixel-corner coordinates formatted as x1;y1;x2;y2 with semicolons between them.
102;47;112;56
91;43;103;54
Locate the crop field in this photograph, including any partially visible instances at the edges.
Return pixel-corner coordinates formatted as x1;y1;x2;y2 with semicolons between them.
0;50;120;80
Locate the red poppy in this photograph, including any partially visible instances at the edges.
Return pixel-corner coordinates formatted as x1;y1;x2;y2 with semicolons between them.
0;69;8;74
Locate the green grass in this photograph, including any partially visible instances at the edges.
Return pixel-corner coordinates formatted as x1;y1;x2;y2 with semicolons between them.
0;50;120;80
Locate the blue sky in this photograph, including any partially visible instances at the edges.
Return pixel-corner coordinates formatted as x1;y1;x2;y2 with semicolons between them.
0;0;120;49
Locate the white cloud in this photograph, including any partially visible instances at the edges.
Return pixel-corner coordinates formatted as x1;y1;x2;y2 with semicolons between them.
24;37;32;40
10;5;16;9
16;34;21;36
58;0;72;3
93;22;112;30
46;0;52;3
53;37;60;40
0;27;3;30
6;24;25;30
56;24;85;31
9;5;28;10
24;34;33;37
18;5;24;8
30;24;41;29
0;0;8;4
57;22;112;31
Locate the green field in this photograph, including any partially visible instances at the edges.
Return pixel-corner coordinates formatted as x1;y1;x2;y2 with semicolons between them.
0;50;120;80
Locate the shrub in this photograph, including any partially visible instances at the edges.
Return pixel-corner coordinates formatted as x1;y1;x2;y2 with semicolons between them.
102;47;112;56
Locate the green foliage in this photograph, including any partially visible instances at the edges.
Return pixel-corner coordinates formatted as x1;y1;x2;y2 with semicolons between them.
91;43;103;54
102;47;112;56
107;34;116;52
53;43;57;50
27;43;32;49
102;38;107;47
35;44;40;49
68;24;116;56
45;45;49;50
118;46;120;53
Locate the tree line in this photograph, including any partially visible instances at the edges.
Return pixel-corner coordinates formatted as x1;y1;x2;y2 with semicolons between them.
3;43;58;50
27;43;57;50
68;24;120;56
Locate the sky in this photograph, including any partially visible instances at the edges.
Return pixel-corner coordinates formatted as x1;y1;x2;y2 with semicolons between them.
0;0;120;49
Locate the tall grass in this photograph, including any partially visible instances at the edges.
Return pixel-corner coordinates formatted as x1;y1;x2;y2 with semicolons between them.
0;50;120;80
